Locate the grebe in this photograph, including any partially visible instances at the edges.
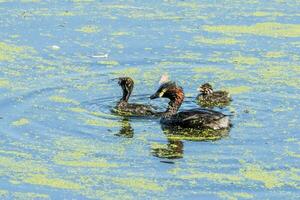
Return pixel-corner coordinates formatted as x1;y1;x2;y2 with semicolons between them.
113;77;156;116
150;81;230;130
197;83;232;108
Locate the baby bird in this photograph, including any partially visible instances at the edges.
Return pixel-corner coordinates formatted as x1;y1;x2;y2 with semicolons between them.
197;83;232;108
113;77;156;117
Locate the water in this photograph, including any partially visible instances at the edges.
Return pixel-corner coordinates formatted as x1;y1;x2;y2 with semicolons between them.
0;0;300;199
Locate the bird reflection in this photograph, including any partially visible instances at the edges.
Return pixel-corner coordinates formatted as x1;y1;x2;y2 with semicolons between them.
151;125;230;160
151;139;184;160
115;118;134;138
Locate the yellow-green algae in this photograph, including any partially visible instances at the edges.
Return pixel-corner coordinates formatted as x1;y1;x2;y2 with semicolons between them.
12;192;49;200
225;86;252;94
0;79;10;88
203;22;300;37
85;118;121;127
111;31;131;36
76;25;101;33
193;36;241;45
0;190;8;198
231;55;259;65
263;51;286;58
23;174;82;190
113;177;165;192
54;136;125;157
69;106;116;118
53;151;117;168
110;67;140;77
49;96;79;105
251;11;284;17
0;41;36;62
11;118;30;126
217;192;253;200
0;149;32;159
98;60;120;66
241;164;283;188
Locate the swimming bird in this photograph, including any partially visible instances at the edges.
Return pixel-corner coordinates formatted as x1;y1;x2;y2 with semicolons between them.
150;81;230;130
113;77;156;116
196;83;232;108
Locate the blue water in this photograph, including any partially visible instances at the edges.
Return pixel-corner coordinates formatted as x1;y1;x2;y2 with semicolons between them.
0;0;299;199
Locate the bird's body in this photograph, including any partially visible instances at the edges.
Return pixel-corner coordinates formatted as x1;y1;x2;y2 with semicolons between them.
113;77;156;117
115;101;155;116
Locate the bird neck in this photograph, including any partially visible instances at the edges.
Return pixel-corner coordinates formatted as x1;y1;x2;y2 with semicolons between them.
120;88;131;102
164;90;184;117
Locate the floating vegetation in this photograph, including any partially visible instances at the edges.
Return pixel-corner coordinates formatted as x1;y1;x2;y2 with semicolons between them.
11;118;30;126
203;22;300;38
49;96;79;105
76;25;101;33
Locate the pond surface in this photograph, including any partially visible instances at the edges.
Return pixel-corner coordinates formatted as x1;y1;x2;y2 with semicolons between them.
0;0;300;199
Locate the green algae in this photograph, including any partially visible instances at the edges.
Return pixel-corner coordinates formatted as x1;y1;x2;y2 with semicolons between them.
217;192;254;200
0;79;10;88
53;151;117;168
263;51;286;58
12;192;49;200
0;41;36;62
203;22;300;38
49;96;79;105
111;31;131;36
0;149;32;159
54;136;125;157
173;169;243;185
251;11;284;17
285;150;300;159
98;60;120;66
193;36;241;45
0;156;49;176
85;118;121;127
69;106;116;118
176;52;202;60
11;118;30;126
231;55;259;65
110;67;140;76
241;164;283;188
113;177;165;192
0;190;8;198
225;86;252;94
23;174;82;190
76;25;101;33
241;121;264;128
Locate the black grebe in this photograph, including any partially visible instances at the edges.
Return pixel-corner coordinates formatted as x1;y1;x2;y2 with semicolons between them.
196;83;232;108
113;77;156;116
150;81;230;130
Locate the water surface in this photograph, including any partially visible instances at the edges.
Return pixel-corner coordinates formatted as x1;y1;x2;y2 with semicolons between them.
0;0;300;199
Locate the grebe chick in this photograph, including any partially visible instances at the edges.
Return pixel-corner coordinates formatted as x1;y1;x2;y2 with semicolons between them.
197;83;232;108
150;81;230;130
113;77;156;116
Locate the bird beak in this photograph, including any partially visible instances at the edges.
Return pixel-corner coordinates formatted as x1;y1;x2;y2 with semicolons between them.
111;78;122;85
197;87;203;92
150;93;159;99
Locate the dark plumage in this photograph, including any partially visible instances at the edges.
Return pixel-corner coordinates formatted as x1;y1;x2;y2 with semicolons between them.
113;77;156;116
150;81;230;130
196;83;232;108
